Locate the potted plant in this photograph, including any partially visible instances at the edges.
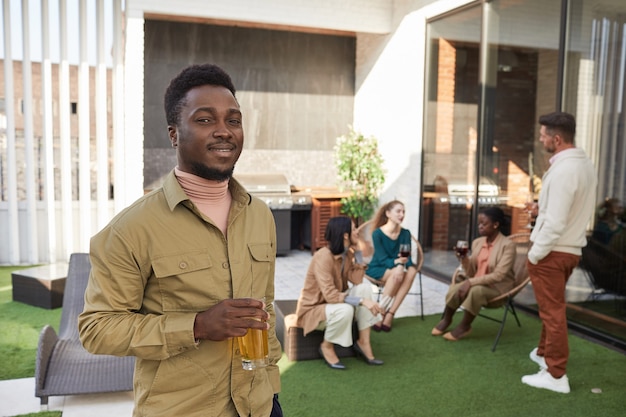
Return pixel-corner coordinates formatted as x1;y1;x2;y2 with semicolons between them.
334;126;386;225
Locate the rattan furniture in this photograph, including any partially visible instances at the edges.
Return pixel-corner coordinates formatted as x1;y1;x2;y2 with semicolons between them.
35;253;135;406
12;264;68;309
275;299;357;361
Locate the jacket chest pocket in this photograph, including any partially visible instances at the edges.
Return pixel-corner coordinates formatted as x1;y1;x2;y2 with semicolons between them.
247;243;274;296
151;250;220;311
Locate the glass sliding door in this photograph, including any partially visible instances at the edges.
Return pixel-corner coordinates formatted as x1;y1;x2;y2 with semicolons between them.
421;0;626;345
563;0;626;207
479;0;561;237
421;0;561;279
562;0;626;342
421;4;483;278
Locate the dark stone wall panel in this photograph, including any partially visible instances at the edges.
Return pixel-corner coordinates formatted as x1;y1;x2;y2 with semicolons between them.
144;20;355;187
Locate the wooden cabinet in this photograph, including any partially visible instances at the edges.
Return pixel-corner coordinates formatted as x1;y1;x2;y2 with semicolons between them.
310;197;343;254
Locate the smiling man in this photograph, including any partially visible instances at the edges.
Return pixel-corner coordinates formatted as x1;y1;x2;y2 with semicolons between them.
79;64;282;417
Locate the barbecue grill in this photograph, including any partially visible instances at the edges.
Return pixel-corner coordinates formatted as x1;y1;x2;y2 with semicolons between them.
234;173;311;255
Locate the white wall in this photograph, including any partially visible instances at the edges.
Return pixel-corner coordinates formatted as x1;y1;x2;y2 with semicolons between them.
127;0;392;34
353;0;473;235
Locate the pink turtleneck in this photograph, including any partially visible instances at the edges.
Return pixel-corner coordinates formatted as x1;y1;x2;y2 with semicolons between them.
174;167;232;236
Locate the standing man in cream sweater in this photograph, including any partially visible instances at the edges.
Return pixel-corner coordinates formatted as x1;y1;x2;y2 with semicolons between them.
522;112;597;394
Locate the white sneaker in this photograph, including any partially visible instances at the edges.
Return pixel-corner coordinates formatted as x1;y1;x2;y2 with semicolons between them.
521;369;570;394
529;347;547;369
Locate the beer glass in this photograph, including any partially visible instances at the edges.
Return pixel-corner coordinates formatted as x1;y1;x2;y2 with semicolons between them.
236;298;269;370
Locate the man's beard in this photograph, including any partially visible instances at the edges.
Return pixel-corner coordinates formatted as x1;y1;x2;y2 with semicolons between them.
190;162;234;182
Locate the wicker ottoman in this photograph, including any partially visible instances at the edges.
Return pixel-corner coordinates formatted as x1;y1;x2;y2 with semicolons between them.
274;299;357;361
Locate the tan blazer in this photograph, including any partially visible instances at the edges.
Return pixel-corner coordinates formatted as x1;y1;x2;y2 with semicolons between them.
295;247;366;336
464;233;516;295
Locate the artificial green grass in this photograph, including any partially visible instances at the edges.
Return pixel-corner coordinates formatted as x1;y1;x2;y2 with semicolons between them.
2;262;625;416
12;413;61;417
0;266;62;380
277;311;626;417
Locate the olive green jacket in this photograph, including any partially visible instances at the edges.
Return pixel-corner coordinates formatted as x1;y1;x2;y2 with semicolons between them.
79;170;281;417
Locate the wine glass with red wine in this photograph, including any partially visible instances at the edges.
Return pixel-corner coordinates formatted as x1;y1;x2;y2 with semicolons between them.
455;240;469;274
399;243;411;271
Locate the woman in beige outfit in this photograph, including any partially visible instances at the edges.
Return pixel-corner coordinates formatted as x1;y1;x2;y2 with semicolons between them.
432;207;516;341
296;216;385;370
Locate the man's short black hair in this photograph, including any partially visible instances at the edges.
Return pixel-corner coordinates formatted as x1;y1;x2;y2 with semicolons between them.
538;111;576;144
164;64;236;126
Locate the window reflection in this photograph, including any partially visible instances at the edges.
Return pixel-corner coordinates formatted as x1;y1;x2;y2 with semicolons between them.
563;0;626;341
422;5;482;279
422;0;626;344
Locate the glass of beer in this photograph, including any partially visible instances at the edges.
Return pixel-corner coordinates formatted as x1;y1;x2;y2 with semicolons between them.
236;298;269;370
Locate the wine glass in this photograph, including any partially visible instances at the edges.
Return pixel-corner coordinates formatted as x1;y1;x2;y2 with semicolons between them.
524;193;535;229
455;240;469;274
399;243;411;271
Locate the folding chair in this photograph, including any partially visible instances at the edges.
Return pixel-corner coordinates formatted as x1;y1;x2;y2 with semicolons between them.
451;232;531;351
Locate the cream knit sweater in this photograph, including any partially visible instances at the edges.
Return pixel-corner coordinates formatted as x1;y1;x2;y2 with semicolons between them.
528;147;597;264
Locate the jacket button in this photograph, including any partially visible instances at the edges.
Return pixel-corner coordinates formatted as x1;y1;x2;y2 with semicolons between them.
222;262;229;269
179;262;188;269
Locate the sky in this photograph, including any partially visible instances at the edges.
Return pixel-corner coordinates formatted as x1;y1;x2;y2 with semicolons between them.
0;0;115;66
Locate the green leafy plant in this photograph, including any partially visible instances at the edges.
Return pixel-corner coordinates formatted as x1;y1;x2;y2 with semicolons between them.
334;127;386;224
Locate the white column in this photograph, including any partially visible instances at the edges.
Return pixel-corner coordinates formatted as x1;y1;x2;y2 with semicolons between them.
41;0;57;263
95;0;109;229
78;0;91;250
58;0;74;259
122;11;146;206
2;0;20;264
112;0;126;214
21;0;38;263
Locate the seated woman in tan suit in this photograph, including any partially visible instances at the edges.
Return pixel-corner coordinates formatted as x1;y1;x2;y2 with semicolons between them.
296;216;385;370
432;207;516;341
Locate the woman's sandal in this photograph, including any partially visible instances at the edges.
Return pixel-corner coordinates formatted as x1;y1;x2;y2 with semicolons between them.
381;311;395;333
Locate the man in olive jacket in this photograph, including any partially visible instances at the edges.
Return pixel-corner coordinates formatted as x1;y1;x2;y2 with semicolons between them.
79;64;282;417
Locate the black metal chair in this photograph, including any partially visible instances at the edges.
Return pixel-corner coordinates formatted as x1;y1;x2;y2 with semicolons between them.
579;238;626;297
451;232;531;351
579;238;626;317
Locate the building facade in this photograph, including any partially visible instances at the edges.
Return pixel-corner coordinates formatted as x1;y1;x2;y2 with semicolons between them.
1;0;624;343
